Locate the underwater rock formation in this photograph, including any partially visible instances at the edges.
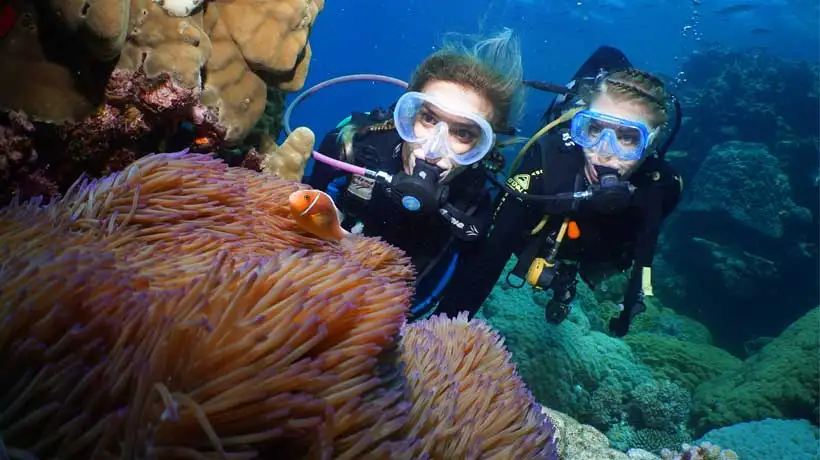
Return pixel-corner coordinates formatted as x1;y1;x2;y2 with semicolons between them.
656;48;819;355
657;140;816;355
0;0;322;205
476;258;704;443
691;307;820;436
624;333;742;392
660;441;738;460
699;418;820;460
673;47;819;177
0;152;557;458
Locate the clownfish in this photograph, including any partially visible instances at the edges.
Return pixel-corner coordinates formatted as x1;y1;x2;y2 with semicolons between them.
288;189;350;241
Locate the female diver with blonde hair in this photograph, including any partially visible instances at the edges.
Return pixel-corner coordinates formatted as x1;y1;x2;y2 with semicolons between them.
304;28;526;318
435;46;684;337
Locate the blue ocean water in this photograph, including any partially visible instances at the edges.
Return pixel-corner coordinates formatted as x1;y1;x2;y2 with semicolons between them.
287;0;819;142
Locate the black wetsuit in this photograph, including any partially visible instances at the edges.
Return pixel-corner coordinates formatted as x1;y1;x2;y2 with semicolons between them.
305;110;495;317
435;46;682;336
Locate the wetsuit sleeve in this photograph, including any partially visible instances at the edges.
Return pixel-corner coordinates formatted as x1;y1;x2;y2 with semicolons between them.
438;190;493;242
631;164;683;288
434;143;547;318
612;167;682;336
305;129;345;191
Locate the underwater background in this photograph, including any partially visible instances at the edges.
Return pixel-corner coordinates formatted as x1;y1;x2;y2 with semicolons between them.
0;0;818;458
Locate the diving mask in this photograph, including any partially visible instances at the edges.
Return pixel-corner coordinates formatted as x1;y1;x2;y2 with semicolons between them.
393;91;495;166
570;109;656;161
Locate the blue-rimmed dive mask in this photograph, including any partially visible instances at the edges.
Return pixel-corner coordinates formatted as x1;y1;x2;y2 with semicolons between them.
393;91;495;166
570;109;657;161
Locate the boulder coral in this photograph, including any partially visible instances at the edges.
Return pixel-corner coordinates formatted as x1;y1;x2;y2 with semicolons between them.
691;307;820;435
0;0;322;204
0;151;557;459
624;333;742;392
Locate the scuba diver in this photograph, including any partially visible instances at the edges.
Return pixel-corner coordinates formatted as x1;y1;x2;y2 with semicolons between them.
303;28;526;318
435;45;684;337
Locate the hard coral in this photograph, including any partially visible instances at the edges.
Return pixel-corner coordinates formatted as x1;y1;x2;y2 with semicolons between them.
0;152;555;459
691;308;820;435
661;441;739;460
0;0;323;204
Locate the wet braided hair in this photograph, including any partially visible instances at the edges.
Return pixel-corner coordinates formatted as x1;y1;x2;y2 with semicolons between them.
594;68;669;127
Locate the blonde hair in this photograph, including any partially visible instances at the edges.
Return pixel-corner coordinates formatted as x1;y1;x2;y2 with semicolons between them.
409;28;526;131
590;68;670;128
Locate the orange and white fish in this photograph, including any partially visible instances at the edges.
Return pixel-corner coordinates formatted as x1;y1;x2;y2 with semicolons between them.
288;189;350;241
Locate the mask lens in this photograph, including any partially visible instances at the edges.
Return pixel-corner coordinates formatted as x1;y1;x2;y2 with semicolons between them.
571;110;651;161
394;92;495;165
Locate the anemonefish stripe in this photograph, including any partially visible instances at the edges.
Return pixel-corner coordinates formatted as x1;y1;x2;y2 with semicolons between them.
301;193;321;217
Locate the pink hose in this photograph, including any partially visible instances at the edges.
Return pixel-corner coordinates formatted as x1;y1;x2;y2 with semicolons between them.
283;74;409;178
312;151;367;176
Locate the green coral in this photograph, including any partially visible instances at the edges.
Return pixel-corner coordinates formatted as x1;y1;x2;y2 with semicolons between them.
632;380;692;431
691;307;820;435
630;298;714;344
633;429;693;456
680;141;809;240
607;423;693;455
479;258;656;425
625;333;742;392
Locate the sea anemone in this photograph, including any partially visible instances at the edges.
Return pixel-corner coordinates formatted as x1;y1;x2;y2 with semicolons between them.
0;151;413;458
400;313;560;460
0;151;556;459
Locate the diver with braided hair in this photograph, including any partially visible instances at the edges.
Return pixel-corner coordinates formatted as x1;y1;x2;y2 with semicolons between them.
435;46;684;337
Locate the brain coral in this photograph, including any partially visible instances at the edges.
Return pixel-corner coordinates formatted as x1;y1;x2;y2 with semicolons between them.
0;151;557;458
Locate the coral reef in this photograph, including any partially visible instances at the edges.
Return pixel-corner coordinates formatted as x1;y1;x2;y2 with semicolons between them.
655;48;819;355
631;380;691;432
656;139;816;355
678;141;810;240
542;408;664;460
0;111;58;203
699;418;820;460
0;151;557;458
608;427;692;457
477;257;701;445
0;0;323;205
624;333;742;392
478;258;655;425
660;442;738;460
691;307;820;435
674;47;819;177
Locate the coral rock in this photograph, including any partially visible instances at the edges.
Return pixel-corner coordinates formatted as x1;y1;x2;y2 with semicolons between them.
51;0;130;60
542;407;642;460
691;307;820;435
0;0;325;205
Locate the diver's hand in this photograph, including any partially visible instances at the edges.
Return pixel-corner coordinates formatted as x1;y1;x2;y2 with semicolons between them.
608;313;631;337
608;299;646;337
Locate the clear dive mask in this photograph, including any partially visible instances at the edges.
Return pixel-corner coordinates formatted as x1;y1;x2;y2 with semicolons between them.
570;109;656;161
393;91;496;166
